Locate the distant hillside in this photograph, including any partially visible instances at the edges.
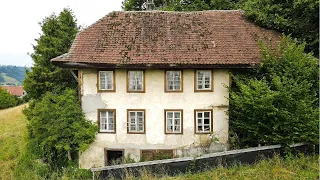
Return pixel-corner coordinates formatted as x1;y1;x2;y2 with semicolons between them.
0;65;30;85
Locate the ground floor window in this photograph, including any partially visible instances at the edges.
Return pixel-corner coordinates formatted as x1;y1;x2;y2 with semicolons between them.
165;110;183;134
127;109;145;134
195;110;213;134
140;149;174;161
104;149;124;166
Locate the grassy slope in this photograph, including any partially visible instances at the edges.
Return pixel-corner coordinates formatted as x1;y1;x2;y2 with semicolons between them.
0;105;27;180
130;155;318;180
0;73;21;85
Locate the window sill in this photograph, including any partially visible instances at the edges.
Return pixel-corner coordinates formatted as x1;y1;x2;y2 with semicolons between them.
99;131;116;134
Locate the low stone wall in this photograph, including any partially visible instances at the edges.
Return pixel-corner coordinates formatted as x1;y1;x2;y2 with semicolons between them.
91;143;316;180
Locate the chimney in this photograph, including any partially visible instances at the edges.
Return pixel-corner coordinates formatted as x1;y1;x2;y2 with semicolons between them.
145;0;155;11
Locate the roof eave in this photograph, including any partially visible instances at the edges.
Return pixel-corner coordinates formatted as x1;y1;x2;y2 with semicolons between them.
51;61;259;69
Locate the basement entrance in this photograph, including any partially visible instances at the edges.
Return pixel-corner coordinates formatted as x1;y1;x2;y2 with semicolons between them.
105;149;124;166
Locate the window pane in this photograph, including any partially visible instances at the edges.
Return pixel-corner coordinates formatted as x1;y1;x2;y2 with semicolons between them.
108;112;113;118
204;125;210;131
174;112;180;119
137;112;143;117
204;112;210;118
130;118;135;124
197;112;202;118
108;118;114;124
138;117;143;124
204;118;210;124
129;112;135;117
130;125;136;131
108;123;114;130
174;119;180;126
175;125;180;132
101;111;107;118
167;112;173;118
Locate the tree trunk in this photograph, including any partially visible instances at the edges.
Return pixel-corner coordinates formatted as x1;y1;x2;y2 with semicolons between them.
68;151;72;161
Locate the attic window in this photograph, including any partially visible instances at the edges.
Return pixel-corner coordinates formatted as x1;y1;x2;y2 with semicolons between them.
165;70;183;92
195;70;213;92
98;70;115;92
127;70;145;93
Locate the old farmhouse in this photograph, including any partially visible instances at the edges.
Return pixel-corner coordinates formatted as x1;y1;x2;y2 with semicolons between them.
51;10;280;168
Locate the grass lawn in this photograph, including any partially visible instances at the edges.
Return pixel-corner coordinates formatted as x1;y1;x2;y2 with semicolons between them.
0;105;28;180
129;155;318;180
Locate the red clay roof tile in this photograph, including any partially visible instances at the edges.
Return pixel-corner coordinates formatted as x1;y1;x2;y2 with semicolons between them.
1;86;25;96
51;10;281;67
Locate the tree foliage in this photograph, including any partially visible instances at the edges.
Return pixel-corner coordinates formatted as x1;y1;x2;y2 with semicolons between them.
24;89;97;168
23;8;79;100
242;0;319;56
229;37;319;148
0;87;17;109
122;0;318;55
22;8;97;169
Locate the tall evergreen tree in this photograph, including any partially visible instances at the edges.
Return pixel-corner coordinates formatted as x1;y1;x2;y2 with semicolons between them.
24;8;79;100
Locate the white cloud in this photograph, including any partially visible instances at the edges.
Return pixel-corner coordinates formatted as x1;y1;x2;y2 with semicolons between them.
0;0;123;66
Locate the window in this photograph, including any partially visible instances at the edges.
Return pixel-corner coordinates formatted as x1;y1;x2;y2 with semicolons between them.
104;149;124;166
195;70;213;92
194;110;212;133
98;109;116;133
141;149;174;161
165;110;183;134
98;70;115;92
127;109;145;134
165;70;183;92
127;70;145;92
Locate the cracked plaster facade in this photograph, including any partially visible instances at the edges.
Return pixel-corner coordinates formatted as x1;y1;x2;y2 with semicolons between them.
78;68;229;169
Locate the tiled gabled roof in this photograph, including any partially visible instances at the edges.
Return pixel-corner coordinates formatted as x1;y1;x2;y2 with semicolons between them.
51;10;281;67
1;86;25;97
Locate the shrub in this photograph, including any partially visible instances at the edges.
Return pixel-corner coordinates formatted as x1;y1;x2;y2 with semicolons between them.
0;87;17;109
24;88;97;168
229;36;319;148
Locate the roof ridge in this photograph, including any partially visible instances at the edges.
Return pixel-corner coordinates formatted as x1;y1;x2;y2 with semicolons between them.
120;9;244;13
77;9;245;35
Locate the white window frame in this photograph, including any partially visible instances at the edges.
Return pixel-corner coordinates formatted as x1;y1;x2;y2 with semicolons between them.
165;110;182;134
99;110;116;133
99;71;114;91
196;70;212;91
165;70;182;92
127;70;144;92
195;110;212;133
127;110;145;133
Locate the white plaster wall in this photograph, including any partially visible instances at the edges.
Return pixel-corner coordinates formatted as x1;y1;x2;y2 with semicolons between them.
79;69;229;168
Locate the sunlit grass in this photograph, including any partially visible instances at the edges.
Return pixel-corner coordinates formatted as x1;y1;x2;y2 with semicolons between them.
0;104;28;180
122;154;319;180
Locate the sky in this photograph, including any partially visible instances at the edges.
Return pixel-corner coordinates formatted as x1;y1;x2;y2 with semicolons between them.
0;0;123;67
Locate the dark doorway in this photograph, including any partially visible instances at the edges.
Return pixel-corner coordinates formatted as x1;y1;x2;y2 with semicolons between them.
105;149;124;166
